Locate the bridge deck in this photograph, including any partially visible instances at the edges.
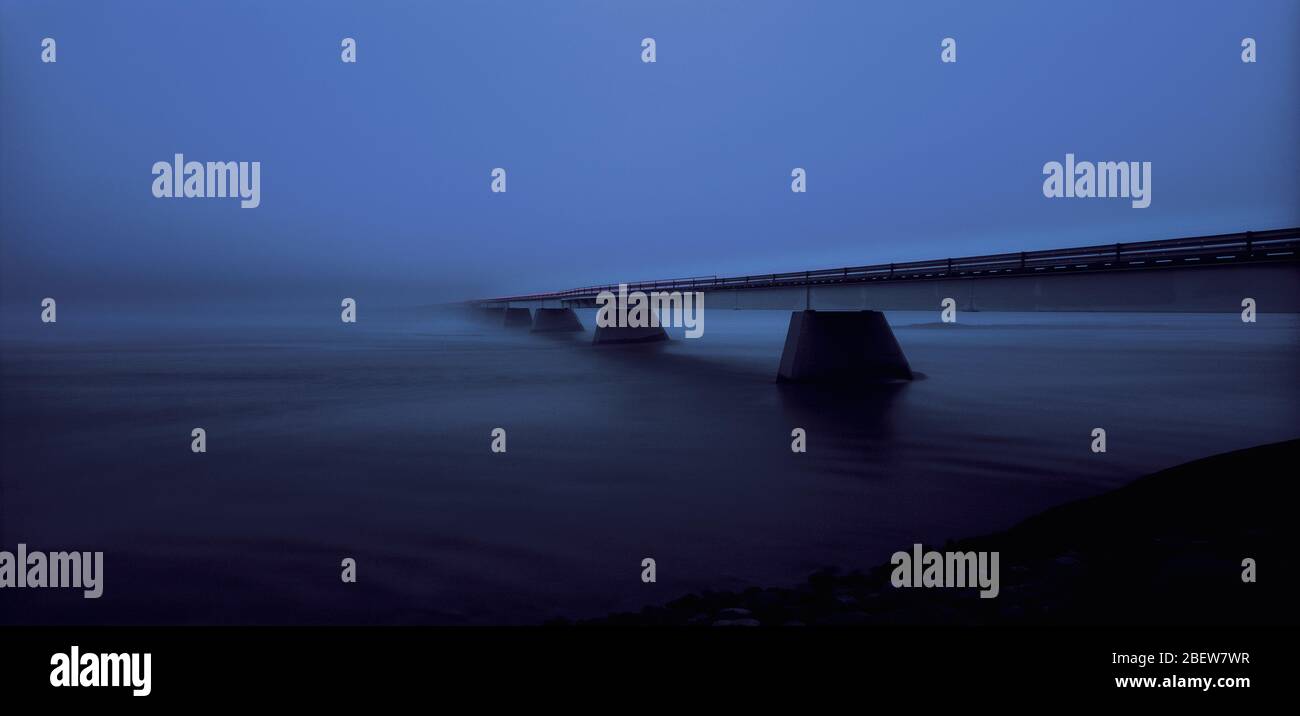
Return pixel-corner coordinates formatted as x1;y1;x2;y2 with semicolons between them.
479;227;1299;305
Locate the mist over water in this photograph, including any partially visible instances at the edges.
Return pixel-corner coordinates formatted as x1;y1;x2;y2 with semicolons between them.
2;308;1296;624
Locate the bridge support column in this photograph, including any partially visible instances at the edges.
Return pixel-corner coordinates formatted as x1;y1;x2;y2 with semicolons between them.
503;307;532;329
531;308;584;332
777;310;912;383
592;323;668;345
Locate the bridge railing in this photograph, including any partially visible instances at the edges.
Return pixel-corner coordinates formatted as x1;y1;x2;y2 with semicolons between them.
477;227;1298;303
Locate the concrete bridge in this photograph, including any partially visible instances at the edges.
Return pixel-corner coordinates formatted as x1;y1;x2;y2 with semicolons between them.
472;227;1300;382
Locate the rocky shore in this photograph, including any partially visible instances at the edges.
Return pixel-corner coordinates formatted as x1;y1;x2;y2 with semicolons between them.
568;439;1298;627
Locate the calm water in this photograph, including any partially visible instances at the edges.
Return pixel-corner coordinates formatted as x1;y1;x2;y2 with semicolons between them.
2;308;1297;624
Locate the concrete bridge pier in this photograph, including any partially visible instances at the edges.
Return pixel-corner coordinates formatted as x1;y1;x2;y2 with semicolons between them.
592;322;669;345
503;307;533;329
532;308;585;332
777;310;913;383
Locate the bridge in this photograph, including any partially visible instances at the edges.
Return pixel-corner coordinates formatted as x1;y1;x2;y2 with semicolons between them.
472;227;1300;382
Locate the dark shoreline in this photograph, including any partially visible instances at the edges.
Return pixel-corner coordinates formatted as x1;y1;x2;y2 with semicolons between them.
569;439;1299;626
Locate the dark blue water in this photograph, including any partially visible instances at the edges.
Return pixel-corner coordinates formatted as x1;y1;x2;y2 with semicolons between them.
2;307;1296;624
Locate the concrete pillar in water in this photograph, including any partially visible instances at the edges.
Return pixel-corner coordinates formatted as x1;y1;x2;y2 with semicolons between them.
777;310;912;383
503;307;532;329
592;323;668;345
531;308;584;333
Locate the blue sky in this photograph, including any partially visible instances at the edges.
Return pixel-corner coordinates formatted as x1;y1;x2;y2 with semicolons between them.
2;0;1297;306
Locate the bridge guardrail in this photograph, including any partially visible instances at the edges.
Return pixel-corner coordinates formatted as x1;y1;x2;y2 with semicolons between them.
478;228;1299;303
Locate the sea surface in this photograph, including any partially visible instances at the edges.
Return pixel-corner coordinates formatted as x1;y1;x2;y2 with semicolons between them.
2;307;1296;624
